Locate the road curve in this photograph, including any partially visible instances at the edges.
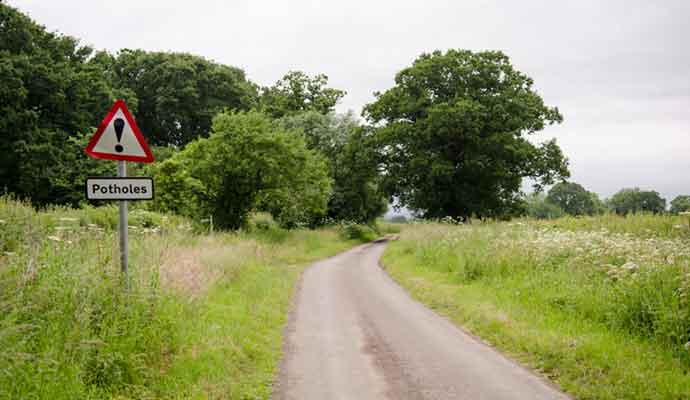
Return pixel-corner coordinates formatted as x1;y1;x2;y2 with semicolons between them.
274;241;569;400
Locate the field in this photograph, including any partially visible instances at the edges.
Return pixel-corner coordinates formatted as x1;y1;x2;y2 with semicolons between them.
382;214;690;399
0;197;375;399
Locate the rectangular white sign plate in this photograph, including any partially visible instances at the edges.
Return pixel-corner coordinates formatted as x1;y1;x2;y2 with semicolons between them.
86;177;154;201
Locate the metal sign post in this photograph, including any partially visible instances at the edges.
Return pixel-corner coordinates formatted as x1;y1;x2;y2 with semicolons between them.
117;160;129;282
84;99;155;286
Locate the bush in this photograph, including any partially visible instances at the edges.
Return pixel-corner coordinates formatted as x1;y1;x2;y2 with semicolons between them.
338;222;378;242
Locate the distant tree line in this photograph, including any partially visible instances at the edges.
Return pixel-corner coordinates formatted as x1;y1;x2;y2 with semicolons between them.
526;182;690;218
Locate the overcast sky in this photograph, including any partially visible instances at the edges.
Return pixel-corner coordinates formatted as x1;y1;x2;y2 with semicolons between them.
9;0;690;201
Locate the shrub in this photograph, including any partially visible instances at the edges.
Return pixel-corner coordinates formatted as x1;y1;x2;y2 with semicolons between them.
338;222;378;242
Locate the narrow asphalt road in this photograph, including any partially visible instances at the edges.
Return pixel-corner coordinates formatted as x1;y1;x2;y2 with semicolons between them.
274;241;569;400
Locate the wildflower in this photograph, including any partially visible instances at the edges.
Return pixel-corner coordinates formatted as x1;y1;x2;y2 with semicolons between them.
685;341;690;351
622;262;638;271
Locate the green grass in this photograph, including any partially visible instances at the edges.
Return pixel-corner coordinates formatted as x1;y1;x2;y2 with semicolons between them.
0;197;367;399
529;212;690;239
382;219;690;400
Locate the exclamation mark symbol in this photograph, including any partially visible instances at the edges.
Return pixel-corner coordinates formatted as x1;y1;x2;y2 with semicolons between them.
114;118;124;153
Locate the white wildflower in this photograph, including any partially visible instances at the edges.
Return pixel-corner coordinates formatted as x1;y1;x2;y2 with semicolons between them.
621;261;638;271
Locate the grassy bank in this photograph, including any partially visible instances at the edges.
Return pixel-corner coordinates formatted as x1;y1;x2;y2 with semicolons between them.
382;215;690;399
0;197;368;399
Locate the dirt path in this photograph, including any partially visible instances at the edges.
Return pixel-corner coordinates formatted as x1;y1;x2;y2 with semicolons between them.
274;241;569;400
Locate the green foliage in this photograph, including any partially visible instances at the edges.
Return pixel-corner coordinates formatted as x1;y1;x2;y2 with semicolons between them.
151;111;332;229
148;157;204;218
364;49;569;220
546;181;601;216
328;127;388;223
260;71;345;118
608;188;666;215
276;112;387;224
95;49;258;147
670;195;690;214
525;193;565;219
0;4;121;206
337;221;378;242
276;110;353;161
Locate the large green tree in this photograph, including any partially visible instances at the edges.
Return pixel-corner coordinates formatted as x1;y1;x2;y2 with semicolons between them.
0;4;121;206
546;181;600;216
608;188;666;215
276;111;386;223
364;50;569;219
670;195;690;214
150;111;332;229
95;49;257;146
260;71;346;118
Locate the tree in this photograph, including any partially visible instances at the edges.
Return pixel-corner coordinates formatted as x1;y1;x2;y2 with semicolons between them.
150;111;332;229
276;111;386;224
670;195;690;214
364;50;569;220
525;193;565;219
608;188;666;215
96;49;258;146
327;127;387;223
546;181;598;216
0;4;120;206
260;71;346;118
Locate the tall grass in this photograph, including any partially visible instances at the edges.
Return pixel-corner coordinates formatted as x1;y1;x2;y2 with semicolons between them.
0;197;369;399
530;212;690;239
383;218;690;399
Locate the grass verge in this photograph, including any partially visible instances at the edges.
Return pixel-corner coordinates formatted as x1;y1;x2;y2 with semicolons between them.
0;197;367;399
382;220;690;400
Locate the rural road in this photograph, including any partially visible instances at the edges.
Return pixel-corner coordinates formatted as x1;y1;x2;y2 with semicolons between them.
274;241;569;400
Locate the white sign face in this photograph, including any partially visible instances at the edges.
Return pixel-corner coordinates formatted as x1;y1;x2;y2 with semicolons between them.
86;177;154;201
91;108;147;157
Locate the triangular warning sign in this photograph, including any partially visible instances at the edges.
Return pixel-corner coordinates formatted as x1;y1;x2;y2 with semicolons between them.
85;99;154;163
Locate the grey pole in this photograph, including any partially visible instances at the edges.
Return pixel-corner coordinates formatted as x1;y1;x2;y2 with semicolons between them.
118;161;129;284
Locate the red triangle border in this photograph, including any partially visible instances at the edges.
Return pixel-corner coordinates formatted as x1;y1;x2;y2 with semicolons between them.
85;99;155;163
